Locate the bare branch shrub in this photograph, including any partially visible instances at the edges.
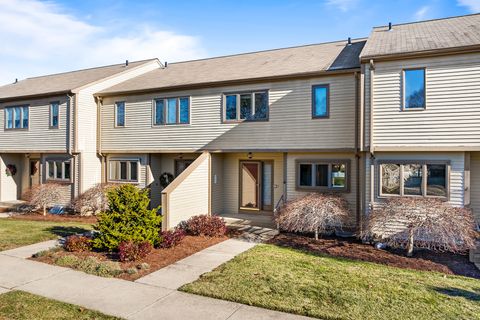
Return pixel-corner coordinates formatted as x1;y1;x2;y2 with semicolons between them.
24;183;63;216
364;197;477;256
70;183;116;216
275;193;351;239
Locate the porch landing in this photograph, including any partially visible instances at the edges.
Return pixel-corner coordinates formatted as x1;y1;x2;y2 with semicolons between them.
217;212;279;243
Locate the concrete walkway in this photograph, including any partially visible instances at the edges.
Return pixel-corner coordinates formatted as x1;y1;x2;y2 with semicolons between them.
0;239;312;320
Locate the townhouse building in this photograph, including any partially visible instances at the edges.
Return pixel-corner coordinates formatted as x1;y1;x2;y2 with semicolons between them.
0;13;479;236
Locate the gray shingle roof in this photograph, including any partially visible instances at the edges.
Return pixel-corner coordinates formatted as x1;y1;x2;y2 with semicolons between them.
361;14;480;59
99;39;366;95
0;59;158;101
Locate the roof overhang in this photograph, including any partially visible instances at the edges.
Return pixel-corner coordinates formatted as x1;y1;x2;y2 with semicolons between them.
0;90;72;104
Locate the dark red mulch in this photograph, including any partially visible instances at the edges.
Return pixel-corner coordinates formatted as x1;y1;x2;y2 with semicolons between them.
268;233;480;279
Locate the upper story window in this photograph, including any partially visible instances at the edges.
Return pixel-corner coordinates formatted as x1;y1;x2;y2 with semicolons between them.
380;162;448;198
115;101;125;127
296;160;349;191
154;97;189;125
46;159;71;181
108;159;139;182
223;91;268;122
5;106;29;129
403;68;426;110
312;85;329;118
50;102;59;129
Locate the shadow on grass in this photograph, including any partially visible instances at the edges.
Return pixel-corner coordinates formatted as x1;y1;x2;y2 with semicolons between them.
45;226;91;237
433;287;480;302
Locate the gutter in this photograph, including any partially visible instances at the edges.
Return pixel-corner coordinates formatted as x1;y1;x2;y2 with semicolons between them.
0;90;71;104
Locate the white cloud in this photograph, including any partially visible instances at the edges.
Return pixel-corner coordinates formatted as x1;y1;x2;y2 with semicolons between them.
326;0;358;12
414;6;431;21
0;0;207;85
457;0;480;12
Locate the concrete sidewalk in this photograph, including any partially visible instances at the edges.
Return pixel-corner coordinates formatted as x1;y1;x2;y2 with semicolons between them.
0;240;312;320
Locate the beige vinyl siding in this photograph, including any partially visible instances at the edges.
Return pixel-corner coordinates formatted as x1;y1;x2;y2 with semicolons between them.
469;152;480;224
165;153;210;229
76;60;160;193
221;152;284;215
286;152;358;227
100;74;357;152
0;96;69;152
371;52;480;149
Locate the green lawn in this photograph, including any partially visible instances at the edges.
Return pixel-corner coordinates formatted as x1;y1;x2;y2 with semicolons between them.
0;290;119;320
0;219;93;251
181;244;480;320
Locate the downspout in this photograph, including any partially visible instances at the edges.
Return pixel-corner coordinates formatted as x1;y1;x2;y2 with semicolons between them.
354;71;361;233
369;59;376;209
96;96;106;183
66;93;74;156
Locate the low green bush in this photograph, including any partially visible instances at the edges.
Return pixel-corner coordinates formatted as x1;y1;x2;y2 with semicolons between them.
55;255;122;277
92;184;162;251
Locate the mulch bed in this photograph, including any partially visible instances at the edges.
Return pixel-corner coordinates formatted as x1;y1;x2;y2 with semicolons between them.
33;235;229;281
11;213;98;224
269;233;480;279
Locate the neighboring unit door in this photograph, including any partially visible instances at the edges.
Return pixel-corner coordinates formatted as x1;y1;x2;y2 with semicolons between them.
29;159;40;187
175;159;194;177
239;161;274;212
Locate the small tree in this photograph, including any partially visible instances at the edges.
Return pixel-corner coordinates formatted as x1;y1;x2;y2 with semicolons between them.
364;197;477;256
275;193;350;240
24;183;63;216
70;183;116;216
92;184;162;251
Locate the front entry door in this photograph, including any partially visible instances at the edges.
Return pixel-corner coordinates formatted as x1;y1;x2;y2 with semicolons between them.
240;161;273;211
29;159;40;187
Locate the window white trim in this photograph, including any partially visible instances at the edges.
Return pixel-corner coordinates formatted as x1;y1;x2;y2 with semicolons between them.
402;68;426;110
46;159;72;182
108;159;140;183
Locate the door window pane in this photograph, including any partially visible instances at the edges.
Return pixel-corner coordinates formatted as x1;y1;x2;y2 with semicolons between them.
403;164;423;195
262;163;272;206
22;107;28;128
299;164;312;186
167;98;177;124
381;164;400;195
241;163;259;208
427;164;446;197
315;164;329;187
179;98;189;124
6;108;13;129
225;95;237;120
155;99;164;125
313;86;328;117
331;164;346;188
116;102;125;127
240;94;252;120
254;92;268;120
404;69;425;109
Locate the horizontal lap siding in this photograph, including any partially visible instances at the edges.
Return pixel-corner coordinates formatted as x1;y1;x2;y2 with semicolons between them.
0;96;69;152
286;152;358;227
100;74;356;151
372;53;480;148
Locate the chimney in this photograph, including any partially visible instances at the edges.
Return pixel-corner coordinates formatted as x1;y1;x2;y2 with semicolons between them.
165;61;168;68
388;22;392;31
347;37;352;45
125;60;129;66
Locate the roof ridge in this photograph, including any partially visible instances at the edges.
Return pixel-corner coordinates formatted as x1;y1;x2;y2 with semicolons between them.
169;37;368;65
24;58;158;81
372;12;480;30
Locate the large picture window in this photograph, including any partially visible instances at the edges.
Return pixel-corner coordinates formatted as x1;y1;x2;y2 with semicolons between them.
5;106;29;129
154;97;190;125
379;162;448;198
46;159;71;181
296;160;349;191
108;159;139;182
403;68;426;109
223;91;268;122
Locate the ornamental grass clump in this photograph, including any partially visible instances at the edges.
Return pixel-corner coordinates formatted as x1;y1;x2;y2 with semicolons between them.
275;193;350;239
92;184;161;251
364;197;477;256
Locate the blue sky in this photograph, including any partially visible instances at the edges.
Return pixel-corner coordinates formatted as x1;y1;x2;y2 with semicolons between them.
0;0;479;85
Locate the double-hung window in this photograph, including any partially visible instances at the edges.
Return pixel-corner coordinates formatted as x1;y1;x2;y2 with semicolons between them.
297;160;349;191
115;101;125;127
5;106;29;129
223;91;268;122
380;161;448;198
46;159;71;181
403;68;426;110
154;97;189;125
108;159;139;182
50;102;59;129
312;85;329;118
